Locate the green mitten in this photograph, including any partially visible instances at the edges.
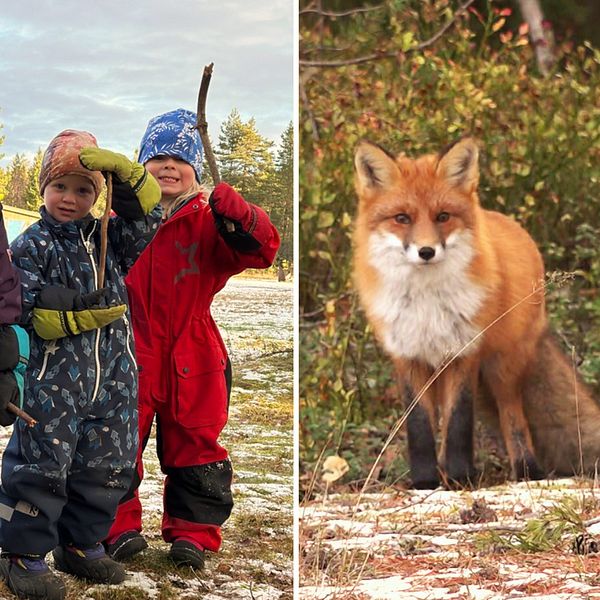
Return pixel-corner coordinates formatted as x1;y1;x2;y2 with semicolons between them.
79;147;160;218
33;305;126;340
32;285;126;340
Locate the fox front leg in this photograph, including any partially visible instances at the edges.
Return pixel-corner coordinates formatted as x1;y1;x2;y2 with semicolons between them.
403;383;440;489
440;384;477;487
438;363;478;488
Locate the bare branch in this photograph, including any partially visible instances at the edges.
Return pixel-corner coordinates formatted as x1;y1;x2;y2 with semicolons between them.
300;0;476;68
98;172;112;289
303;43;355;55
300;4;385;18
196;63;221;185
7;402;36;427
301;51;394;68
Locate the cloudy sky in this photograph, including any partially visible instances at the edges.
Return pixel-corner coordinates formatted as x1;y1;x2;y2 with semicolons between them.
0;0;294;167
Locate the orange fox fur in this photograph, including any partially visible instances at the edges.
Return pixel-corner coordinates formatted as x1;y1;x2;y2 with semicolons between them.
353;138;600;487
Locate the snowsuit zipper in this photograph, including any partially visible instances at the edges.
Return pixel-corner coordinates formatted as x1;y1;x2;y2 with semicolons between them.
122;313;136;367
81;224;102;403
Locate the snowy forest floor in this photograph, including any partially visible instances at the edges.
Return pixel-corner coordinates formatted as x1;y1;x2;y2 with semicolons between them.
300;476;600;599
0;276;294;600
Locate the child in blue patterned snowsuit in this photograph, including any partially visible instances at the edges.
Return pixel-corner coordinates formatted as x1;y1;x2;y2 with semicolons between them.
0;129;161;600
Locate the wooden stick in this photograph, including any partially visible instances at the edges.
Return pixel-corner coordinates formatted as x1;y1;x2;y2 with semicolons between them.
196;63;221;185
195;64;235;231
7;402;37;427
98;173;112;289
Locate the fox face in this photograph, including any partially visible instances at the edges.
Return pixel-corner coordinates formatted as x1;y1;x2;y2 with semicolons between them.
353;139;488;366
354;139;479;270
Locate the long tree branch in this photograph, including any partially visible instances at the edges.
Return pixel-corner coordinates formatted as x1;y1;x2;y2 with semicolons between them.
300;0;476;68
300;4;385;18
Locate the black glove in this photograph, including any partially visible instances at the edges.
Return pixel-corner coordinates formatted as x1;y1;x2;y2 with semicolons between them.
36;286;114;311
0;371;18;426
0;326;18;372
33;286;126;340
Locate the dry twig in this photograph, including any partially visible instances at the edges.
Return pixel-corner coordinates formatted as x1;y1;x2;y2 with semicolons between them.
98;173;112;289
7;402;36;427
196;63;221;185
300;4;385;18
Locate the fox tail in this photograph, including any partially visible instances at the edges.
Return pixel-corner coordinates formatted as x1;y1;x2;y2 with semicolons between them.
480;330;600;477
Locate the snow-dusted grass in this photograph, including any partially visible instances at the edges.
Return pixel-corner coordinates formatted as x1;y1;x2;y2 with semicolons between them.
300;477;600;599
0;277;293;600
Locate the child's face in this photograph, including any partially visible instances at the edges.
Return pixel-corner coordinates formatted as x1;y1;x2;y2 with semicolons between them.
44;174;96;222
145;155;196;202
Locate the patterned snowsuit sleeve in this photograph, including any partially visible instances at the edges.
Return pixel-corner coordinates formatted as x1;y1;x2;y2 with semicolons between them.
108;205;162;273
9;230;49;326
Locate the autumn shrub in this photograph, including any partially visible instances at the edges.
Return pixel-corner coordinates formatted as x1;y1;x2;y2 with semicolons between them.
299;0;600;486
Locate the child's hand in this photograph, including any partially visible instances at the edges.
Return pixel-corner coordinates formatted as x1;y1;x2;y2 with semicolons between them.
36;286;116;310
32;285;127;340
209;183;261;252
73;288;115;310
79;147;161;219
80;148;136;184
209;183;251;223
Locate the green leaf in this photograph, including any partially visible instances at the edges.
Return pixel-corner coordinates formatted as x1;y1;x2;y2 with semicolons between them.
318;211;335;229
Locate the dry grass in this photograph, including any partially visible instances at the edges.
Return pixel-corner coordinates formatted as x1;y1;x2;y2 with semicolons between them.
0;279;293;600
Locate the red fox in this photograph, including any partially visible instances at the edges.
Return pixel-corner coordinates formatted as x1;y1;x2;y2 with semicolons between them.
353;137;600;488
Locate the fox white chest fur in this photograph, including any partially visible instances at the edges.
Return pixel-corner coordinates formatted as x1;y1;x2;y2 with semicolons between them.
366;229;487;368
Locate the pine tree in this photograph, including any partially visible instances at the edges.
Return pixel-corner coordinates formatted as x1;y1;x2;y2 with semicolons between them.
272;122;293;277
6;154;29;209
24;148;43;211
0;121;6;204
0;167;8;205
215;109;274;202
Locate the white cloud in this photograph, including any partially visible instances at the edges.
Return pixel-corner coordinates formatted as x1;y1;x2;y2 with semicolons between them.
0;0;293;166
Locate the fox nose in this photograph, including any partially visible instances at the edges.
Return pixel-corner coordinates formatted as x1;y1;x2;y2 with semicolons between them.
418;246;435;261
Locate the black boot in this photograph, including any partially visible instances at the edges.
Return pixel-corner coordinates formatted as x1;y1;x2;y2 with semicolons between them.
52;543;126;584
169;539;205;569
0;554;66;600
105;530;148;561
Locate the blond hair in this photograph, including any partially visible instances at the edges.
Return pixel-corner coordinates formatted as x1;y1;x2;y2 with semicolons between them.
161;180;212;220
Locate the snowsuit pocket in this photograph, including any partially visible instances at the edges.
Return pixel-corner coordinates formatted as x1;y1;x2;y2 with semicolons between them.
174;349;228;428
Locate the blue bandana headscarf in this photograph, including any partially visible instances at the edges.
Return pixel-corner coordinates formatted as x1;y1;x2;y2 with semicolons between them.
138;108;204;181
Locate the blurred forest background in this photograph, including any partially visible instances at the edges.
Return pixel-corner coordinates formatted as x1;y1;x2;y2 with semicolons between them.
300;0;600;491
0;111;293;277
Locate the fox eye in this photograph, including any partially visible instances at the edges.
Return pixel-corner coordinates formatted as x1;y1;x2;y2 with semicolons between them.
394;213;411;224
436;212;450;223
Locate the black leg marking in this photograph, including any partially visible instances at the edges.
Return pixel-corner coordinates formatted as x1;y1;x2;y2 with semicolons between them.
443;385;477;488
405;385;439;489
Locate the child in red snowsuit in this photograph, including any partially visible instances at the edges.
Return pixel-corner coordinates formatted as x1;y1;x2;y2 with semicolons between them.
105;108;280;569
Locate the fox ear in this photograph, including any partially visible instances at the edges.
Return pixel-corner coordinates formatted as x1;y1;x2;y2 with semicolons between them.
354;141;398;193
437;138;479;192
